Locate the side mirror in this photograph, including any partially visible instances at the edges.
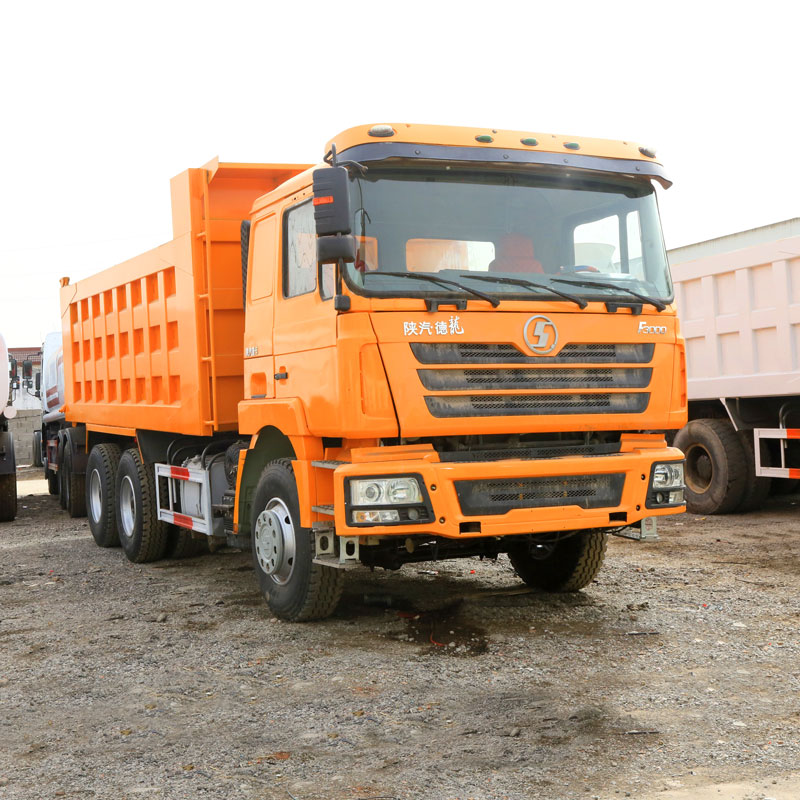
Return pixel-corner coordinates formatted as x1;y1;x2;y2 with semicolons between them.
35;372;41;391
317;235;356;264
22;360;32;379
312;167;351;236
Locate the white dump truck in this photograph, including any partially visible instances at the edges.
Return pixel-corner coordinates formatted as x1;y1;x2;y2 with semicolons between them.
1;332;18;521
670;218;800;513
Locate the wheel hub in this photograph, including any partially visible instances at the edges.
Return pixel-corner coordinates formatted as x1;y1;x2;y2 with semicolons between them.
119;475;136;539
254;498;296;585
685;443;713;493
89;468;103;523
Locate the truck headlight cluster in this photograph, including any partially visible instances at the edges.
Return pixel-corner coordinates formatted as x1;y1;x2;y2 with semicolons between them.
647;461;685;507
350;477;423;506
346;475;431;526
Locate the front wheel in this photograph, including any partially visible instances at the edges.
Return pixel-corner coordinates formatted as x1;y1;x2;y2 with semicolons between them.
251;459;343;621
508;531;607;591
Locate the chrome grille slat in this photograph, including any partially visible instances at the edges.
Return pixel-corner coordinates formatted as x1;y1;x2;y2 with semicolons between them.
418;367;652;391
425;393;650;417
411;342;655;365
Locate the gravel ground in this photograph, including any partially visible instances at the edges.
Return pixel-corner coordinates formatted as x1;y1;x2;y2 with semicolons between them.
1;467;799;800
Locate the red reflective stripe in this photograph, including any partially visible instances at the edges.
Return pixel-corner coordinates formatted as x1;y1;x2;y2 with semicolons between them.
170;466;190;480
789;468;800;479
787;430;800;439
313;196;334;206
173;513;194;529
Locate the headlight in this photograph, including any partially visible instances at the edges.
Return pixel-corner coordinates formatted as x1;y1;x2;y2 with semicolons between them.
350;477;423;506
646;461;685;508
652;462;684;489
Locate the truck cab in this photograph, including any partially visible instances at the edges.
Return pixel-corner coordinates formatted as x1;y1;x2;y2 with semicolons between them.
234;124;687;619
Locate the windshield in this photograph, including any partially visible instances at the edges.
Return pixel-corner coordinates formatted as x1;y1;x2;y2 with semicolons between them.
343;167;672;303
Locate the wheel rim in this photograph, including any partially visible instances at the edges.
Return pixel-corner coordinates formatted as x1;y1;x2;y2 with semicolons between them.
89;468;103;523
685;443;713;493
119;475;137;539
254;497;296;585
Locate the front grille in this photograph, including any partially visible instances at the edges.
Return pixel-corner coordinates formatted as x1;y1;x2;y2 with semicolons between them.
425;393;650;418
455;473;626;516
418;367;651;391
411;342;655;365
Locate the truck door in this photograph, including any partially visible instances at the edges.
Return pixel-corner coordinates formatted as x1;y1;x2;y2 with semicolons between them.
244;213;278;399
272;198;338;426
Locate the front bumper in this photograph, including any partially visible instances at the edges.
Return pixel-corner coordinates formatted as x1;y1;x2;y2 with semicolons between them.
332;436;684;539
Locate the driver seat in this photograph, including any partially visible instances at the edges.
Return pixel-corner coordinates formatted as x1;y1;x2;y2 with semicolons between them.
489;233;544;274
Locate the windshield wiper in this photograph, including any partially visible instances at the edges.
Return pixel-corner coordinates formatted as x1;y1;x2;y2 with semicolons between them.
552;277;667;311
369;272;500;307
458;273;587;309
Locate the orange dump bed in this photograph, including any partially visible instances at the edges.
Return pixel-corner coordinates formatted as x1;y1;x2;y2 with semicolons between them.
60;160;310;437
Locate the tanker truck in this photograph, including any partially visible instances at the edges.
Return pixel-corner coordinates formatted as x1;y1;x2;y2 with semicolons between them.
1;332;18;521
40;331;66;497
55;123;687;620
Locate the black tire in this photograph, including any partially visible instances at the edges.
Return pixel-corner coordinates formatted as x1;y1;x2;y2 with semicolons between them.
251;459;343;621
508;531;607;592
0;473;17;522
58;444;67;509
735;430;771;512
86;444;122;547
164;527;209;559
64;447;86;518
115;448;168;563
674;419;748;514
32;431;42;468
47;469;59;496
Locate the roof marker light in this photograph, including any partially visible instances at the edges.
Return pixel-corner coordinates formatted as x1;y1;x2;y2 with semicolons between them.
368;125;395;138
313;196;334;206
564;142;580;150
475;134;494;143
520;137;538;146
639;146;657;159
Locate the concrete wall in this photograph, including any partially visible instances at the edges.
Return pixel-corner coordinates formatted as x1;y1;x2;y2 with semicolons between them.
8;409;40;466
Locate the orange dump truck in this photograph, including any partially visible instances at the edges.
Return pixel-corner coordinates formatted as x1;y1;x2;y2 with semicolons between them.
56;124;687;620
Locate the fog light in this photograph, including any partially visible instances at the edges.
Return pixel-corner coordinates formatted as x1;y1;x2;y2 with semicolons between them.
352;509;400;524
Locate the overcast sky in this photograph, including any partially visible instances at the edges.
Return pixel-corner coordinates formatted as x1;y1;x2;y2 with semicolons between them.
2;1;798;347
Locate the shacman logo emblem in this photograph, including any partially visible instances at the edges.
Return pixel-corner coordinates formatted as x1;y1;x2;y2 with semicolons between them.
523;315;558;355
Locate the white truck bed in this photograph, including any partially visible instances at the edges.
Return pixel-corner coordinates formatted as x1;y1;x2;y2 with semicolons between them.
669;219;800;401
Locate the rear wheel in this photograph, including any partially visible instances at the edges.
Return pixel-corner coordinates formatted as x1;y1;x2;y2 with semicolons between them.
116;448;168;563
251;459;343;621
32;431;43;468
164;527;209;559
46;468;58;495
674;419;747;514
509;531;607;591
86;444;122;547
0;473;17;522
58;445;67;509
735;430;771;512
64;448;86;518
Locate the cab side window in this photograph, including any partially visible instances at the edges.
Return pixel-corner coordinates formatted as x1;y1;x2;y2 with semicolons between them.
283;200;316;298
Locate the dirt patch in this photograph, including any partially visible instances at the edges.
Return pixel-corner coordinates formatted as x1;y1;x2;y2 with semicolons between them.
1;471;799;799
